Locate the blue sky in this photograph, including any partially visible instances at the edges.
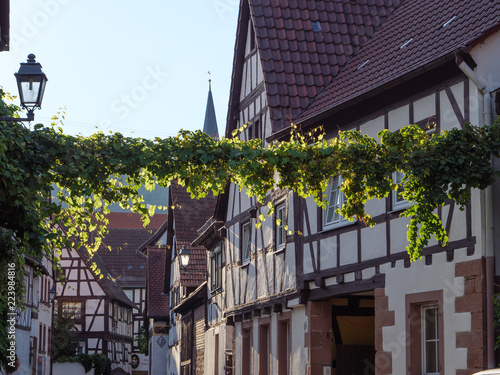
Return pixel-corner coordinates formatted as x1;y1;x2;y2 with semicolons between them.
1;0;239;139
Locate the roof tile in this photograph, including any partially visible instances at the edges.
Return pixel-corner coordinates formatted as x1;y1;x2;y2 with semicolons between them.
297;0;500;123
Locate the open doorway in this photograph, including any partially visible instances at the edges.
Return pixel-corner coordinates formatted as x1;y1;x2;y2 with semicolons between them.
331;293;375;375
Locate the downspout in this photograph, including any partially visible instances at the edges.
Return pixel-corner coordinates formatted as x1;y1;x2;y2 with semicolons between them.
457;55;496;368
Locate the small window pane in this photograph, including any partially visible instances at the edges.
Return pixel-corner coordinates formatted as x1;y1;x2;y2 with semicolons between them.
425;308;437;340
242;223;251;262
423;306;439;374
324;176;348;228
276;205;286;249
425;341;438;372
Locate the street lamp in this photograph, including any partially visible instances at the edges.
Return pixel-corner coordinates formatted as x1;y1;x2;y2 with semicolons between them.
0;53;48;122
179;245;190;269
49;284;56;303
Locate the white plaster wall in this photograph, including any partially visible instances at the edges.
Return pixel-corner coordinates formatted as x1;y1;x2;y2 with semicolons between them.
361;222;387;261
320;234;337;270
388;105;409;132
290;307;307;375
233;307;307;375
440;82;465;130
414;94;436;124
303;241;317;275
389;216;411;254
204;324;230;375
382;249;473;375
360;115;384;139
283;243;297;290
339;230;357;265
14;329;31;375
471;29;500;98
166;327;180;375
150;335;167;375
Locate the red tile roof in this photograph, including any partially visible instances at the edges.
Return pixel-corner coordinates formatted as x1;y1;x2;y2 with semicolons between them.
177;241;209;287
76;246;136;309
171;181;217;244
147;248;170;319
97;212;167;288
105;212;167;229
297;0;500;123
171;181;217;287
246;0;403;132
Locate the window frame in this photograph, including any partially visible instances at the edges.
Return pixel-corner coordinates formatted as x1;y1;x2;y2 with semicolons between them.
111;342;117;362
76;339;87;356
422;305;440;375
405;291;444;375
275;204;286;251
241;222;252;264
392;170;411;210
323;175;350;230
61;301;83;322
277;312;292;375
210;243;223;295
259;317;271;375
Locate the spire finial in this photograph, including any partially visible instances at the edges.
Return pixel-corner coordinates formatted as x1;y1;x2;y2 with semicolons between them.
208;70;212;84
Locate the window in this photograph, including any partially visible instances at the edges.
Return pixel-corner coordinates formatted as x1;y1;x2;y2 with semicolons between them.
259;322;270;375
406;291;443;375
210;243;223;294
215;334;219;375
48;328;52;355
111;342;117;361
422;306;439;374
24;272;32;305
61;302;82;321
278;319;291;375
39;323;43;351
122;343;127;362
392;171;410;210
124;289;134;302
242;222;251;264
323;176;349;229
276;204;286;250
248;117;261;142
76;340;87;355
242;325;252;375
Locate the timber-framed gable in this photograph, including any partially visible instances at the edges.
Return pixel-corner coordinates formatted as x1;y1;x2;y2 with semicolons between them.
55;236;135;373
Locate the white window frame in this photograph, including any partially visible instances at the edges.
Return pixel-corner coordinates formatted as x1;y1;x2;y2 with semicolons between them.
276;204;286;251
210;243;223;294
392;170;411;210
242;222;251;264
422;305;440;375
323;175;350;230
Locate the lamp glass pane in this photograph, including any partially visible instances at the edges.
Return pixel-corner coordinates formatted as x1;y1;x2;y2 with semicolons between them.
19;79;42;106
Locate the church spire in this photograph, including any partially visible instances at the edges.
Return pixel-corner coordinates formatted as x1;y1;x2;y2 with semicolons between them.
203;72;219;138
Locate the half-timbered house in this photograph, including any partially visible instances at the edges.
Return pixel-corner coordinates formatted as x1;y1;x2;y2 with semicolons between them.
200;0;500;374
97;211;167;375
56;238;136;375
14;255;54;375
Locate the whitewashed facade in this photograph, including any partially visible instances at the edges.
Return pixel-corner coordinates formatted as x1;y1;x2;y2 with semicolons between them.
14;255;54;375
